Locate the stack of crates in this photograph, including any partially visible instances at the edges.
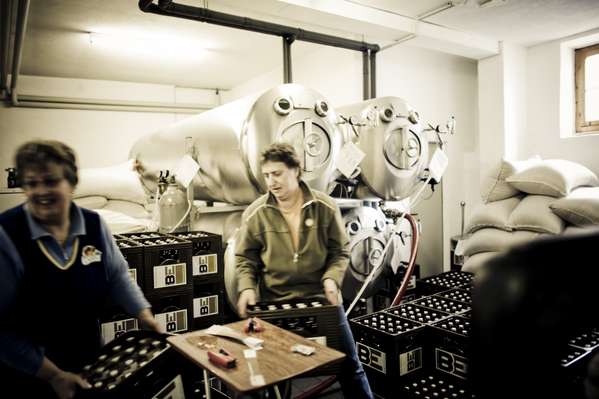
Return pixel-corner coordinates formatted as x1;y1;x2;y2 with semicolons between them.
168;231;226;330
350;270;476;398
99;236;144;344
115;233;194;336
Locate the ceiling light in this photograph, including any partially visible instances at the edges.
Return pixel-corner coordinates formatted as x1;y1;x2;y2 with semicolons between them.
87;30;209;62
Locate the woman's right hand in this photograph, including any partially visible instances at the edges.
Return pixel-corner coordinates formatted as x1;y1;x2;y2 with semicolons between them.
49;370;91;399
237;289;256;318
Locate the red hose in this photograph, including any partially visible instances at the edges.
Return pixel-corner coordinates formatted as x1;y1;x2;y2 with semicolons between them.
391;213;420;307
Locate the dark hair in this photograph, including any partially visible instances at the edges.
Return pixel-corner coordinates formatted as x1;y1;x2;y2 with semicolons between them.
15;140;78;186
260;142;302;179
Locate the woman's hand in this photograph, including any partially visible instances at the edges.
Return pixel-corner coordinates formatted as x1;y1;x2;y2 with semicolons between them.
137;308;163;333
49;370;91;399
37;357;91;399
237;289;257;318
323;278;340;305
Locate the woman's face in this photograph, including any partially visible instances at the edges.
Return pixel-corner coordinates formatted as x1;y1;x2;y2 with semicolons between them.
261;160;300;202
21;162;74;225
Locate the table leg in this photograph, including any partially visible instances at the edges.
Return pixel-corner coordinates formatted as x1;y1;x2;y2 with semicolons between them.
273;384;282;399
203;369;212;399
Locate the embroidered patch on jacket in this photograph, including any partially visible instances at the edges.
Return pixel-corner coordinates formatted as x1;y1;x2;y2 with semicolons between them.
81;245;102;265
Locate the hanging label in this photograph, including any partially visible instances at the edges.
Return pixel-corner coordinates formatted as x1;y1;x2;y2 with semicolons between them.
429;148;448;182
153;263;187;288
193;295;219;318
100;318;139;344
192;254;218;276
336;141;366;178
174;154;200;189
156;309;188;333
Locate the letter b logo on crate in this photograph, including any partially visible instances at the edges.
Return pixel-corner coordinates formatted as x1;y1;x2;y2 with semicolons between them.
357;342;387;374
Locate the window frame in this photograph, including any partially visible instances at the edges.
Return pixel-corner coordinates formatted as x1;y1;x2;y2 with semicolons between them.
575;43;599;134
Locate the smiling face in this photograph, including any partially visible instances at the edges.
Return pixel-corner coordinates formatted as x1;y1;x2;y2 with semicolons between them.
21;162;74;226
261;160;300;202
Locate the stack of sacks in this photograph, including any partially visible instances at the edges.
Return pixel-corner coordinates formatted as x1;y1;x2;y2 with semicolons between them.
462;157;599;273
73;160;151;233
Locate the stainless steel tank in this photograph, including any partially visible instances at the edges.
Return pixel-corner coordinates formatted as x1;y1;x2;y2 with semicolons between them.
130;84;343;205
337;97;428;201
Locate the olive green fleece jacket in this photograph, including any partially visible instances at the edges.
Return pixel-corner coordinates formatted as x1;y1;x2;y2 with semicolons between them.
235;181;349;301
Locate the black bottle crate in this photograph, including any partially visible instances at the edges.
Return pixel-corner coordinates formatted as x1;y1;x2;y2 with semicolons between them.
413;295;471;316
350;311;427;398
78;331;186;398
114;237;144;289
120;233;193;298
192;281;226;330
149;292;193;334
384;303;452;325
247;298;341;375
398;371;476;399
98;313;139;345
436;288;472;304
168;231;223;285
427;315;471;381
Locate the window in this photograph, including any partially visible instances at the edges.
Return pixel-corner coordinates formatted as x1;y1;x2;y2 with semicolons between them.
575;43;599;134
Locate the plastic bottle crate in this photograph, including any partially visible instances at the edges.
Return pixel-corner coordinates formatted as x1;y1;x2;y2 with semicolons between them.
99;314;139;345
413;296;472;316
416;276;470;295
399;372;476;399
125;233;193;298
247;299;341;376
78;331;187;398
114;237;144;289
168;231;224;285
436;288;472;305
149;292;193;334
384;303;452;325
427;315;471;381
350;311;427;398
568;329;599;351
192;281;226;330
438;271;474;285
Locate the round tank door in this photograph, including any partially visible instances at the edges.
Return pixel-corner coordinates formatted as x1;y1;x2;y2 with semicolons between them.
384;122;423;171
279;119;331;174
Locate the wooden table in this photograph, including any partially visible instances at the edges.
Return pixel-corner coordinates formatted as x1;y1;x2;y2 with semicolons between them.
167;318;345;398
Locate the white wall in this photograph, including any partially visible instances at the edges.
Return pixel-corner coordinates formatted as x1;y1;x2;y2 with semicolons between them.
524;30;599;173
0;76;221;171
224;42;479;276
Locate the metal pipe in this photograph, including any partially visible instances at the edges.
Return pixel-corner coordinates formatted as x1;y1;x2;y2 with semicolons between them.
141;0;380;53
10;0;29;106
370;50;377;98
362;50;370;100
282;35;294;83
0;0;13;95
8;94;212;113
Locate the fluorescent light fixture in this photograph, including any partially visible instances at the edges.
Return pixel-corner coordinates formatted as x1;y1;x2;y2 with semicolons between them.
88;30;209;61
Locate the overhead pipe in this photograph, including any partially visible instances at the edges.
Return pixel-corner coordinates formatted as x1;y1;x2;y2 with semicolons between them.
0;0;14;95
13;94;212;114
282;35;295;84
140;0;380;53
10;0;29;106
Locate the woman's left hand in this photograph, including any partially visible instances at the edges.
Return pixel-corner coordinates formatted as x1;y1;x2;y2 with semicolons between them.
323;278;340;305
137;308;163;333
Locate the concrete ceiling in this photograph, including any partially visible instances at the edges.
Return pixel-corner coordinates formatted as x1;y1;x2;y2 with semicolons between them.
13;0;599;90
